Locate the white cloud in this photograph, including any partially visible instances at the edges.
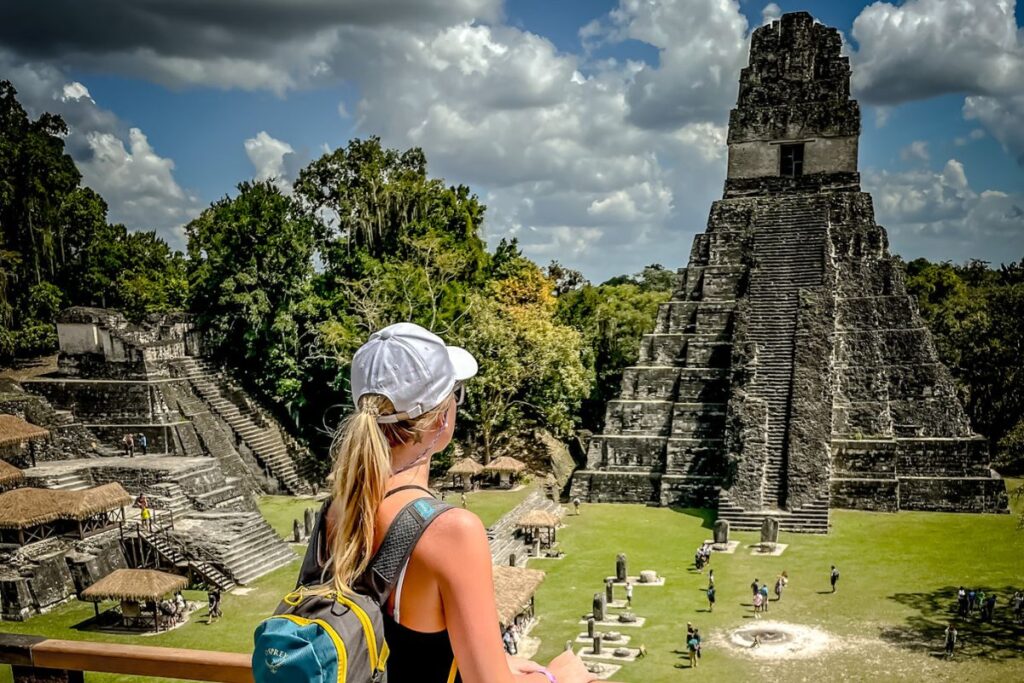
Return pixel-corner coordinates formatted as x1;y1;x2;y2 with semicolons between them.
583;0;750;130
61;81;92;102
899;140;930;164
761;3;782;25
851;0;1024;104
963;94;1024;164
1;51;200;248
245;131;296;192
77;128;200;245
954;128;986;147
866;158;1024;264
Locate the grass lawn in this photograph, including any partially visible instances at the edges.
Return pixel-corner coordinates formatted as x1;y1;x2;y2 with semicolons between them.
463;483;538;527
257;495;324;539
3;487;1021;682
528;502;1024;682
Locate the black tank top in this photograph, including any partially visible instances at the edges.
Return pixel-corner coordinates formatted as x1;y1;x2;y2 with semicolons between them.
383;613;460;683
380;485;460;682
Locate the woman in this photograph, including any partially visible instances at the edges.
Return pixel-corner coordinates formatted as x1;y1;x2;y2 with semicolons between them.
323;323;595;683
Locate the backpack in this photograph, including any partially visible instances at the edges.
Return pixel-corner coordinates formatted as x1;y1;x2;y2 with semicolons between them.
253;496;452;683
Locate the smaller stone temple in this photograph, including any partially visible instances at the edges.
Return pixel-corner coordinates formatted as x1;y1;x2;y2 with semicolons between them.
570;12;1007;531
0;307;309;620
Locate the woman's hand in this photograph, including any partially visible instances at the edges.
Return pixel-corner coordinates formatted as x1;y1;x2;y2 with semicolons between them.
546;650;595;683
506;654;545;675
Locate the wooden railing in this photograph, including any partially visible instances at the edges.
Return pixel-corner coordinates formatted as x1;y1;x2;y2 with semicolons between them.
1;633;624;682
0;634;252;683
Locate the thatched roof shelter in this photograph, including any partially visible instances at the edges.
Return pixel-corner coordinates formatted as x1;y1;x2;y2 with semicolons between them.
0;460;24;486
516;509;560;529
0;415;49;448
483;456;527;474
492;565;545;627
82;568;187;603
0;483;132;529
448;457;484;476
63;483;133;520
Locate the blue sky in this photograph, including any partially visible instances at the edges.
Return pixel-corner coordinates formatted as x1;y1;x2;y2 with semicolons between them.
3;0;1023;282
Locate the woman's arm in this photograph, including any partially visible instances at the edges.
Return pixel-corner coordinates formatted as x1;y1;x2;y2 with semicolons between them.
422;508;524;683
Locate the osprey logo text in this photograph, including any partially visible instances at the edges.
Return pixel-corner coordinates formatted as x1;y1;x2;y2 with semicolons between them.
264;647;289;674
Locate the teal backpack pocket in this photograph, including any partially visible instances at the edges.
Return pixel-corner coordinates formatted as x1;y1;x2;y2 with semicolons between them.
253;614;347;683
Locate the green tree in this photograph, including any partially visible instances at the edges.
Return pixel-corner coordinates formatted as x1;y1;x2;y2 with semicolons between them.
186;181;315;409
460;257;590;462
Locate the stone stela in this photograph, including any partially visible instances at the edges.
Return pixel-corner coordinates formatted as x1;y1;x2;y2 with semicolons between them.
570;11;1008;532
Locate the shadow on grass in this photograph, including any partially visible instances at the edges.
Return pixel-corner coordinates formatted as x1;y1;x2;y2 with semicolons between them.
880;586;1024;661
668;507;716;531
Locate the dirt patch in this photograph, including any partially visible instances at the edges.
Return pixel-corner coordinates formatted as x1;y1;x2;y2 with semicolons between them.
722;621;836;659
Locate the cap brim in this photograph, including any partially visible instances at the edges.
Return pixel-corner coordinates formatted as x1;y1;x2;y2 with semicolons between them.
447;345;478;381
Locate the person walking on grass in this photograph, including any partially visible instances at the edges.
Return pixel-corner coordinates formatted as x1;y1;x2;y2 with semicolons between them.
760;583;770;613
573;496;581;515
706;584;716;612
944;623;957;659
707;568;714;589
687;633;699;668
830;565;840;593
626;581;633;608
752;590;763;619
774;571;788;601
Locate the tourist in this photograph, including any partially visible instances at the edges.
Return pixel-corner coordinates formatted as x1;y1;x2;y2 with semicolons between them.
134;494;153;532
957;586;967;617
302;323;595;683
626;581;633;608
138;432;148;455
752;590;763;619
943;623;957;659
693;628;702;659
830;565;839;593
503;628;517;655
967;589;977;614
706;585;716;612
759;583;770;613
573;496;581;515
122;433;134;457
687;632;699;668
774;571;788;601
174;590;187;621
707;568;714;588
751;578;760;597
461;491;468;509
637;644;647;658
1012;590;1023;623
207;589;222;623
976;589;987;619
982;594;996;623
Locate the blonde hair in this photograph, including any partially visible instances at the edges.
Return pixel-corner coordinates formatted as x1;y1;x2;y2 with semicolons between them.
325;392;453;595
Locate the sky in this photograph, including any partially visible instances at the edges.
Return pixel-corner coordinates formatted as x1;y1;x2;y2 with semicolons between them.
2;0;1023;283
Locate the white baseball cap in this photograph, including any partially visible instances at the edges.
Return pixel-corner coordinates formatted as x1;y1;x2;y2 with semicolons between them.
351;322;478;423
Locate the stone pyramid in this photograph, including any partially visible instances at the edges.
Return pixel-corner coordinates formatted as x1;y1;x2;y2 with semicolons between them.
570;12;1007;532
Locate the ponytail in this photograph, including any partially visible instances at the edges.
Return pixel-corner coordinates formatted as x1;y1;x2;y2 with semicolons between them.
324;393;454;595
327;396;393;595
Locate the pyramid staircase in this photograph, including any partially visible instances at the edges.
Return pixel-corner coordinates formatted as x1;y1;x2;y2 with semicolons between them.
173;358;309;495
135;523;236;592
716;197;831;532
177;512;297;585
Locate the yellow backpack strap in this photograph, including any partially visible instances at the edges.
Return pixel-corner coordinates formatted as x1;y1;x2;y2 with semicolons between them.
446;659;458;683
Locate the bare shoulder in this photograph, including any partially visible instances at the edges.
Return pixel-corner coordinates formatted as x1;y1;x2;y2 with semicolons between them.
417;508;489;564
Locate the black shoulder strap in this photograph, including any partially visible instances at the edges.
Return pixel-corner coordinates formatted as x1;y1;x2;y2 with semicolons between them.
357;497;453;604
295;496;454;601
295;497;333;589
